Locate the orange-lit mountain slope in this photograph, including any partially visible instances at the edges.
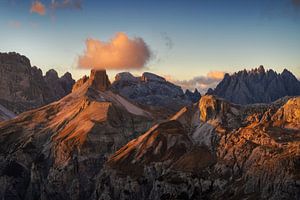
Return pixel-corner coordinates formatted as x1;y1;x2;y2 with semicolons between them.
0;70;154;199
102;95;300;200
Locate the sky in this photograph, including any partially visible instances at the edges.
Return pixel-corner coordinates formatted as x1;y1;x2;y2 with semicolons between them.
0;0;300;93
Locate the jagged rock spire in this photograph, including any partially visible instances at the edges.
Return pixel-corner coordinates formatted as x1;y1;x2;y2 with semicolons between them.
89;69;111;91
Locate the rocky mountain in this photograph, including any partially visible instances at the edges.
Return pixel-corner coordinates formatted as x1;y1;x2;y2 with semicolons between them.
0;68;299;199
0;70;154;200
185;88;201;103
100;95;300;200
0;58;299;200
207;65;300;105
0;104;15;122
0;52;75;114
44;69;75;98
111;72;194;117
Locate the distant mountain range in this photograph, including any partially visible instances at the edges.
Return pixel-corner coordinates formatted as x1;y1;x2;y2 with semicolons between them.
0;52;299;199
2;52;299;118
207;65;300;105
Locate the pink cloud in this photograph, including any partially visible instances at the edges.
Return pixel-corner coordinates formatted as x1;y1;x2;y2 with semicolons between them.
50;0;82;10
78;32;152;70
165;71;225;94
8;20;21;29
30;1;46;15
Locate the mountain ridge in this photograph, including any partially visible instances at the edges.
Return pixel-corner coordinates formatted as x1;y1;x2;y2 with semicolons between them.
101;94;300;199
0;70;154;199
0;52;75;114
110;71;196;118
207;65;300;105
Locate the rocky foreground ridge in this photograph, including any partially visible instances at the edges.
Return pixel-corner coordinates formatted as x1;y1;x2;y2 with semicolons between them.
207;65;300;105
0;68;299;199
0;104;15;122
101;95;300;200
0;70;154;199
0;52;75;114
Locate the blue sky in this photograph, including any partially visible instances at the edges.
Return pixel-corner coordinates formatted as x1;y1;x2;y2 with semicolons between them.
0;0;300;91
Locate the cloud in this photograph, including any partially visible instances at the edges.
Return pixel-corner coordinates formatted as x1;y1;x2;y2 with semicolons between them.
292;0;300;7
8;20;21;28
29;21;39;28
161;32;173;50
166;71;225;94
261;0;300;19
30;1;46;15
78;32;152;70
50;0;82;10
206;71;225;80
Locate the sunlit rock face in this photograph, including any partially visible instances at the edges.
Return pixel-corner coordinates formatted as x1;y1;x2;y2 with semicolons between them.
0;52;75;114
208;66;300;105
100;95;300;200
89;69;111;91
72;70;111;93
0;70;153;200
72;75;89;92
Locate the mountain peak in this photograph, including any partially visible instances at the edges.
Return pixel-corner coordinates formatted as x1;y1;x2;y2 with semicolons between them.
45;69;59;80
141;72;166;82
185;88;201;103
0;52;31;67
62;72;73;79
281;68;293;76
210;66;300;104
89;69;111;92
115;72;138;82
258;65;265;73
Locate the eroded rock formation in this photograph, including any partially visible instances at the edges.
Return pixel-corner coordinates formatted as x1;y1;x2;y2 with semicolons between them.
111;72;192;118
0;70;153;199
0;52;75;114
0;104;15;121
208;66;300;105
99;95;300;200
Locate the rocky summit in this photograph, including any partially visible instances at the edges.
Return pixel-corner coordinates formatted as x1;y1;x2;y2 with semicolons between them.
0;52;75;114
185;88;201;103
207;65;300;105
111;72;193;118
89;69;111;91
0;104;15;122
